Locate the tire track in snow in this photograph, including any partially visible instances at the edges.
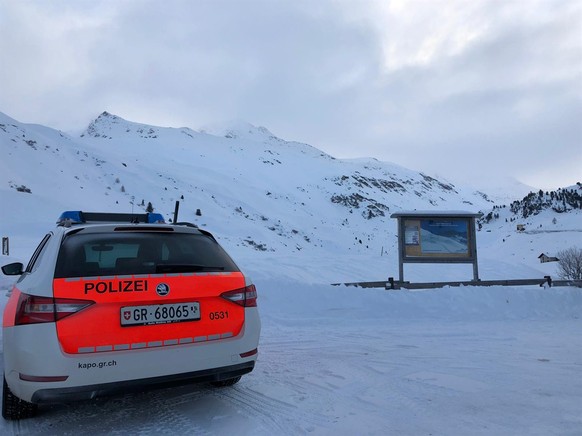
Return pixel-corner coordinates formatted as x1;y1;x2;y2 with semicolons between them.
7;386;209;435
107;388;207;435
213;384;332;434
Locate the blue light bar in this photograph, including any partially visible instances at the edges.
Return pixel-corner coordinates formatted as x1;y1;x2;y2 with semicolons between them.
148;213;165;223
57;211;83;225
57;211;166;226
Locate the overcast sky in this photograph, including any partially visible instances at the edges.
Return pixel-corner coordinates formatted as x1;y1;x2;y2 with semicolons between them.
1;0;580;191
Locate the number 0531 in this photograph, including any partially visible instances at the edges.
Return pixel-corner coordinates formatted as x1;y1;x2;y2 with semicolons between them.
209;311;229;320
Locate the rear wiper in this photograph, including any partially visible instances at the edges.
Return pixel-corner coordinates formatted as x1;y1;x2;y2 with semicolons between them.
155;264;225;273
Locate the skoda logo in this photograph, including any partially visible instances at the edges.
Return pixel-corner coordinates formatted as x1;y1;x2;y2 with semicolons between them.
156;283;170;297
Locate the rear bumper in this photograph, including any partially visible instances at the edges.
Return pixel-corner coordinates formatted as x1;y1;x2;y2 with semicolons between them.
31;361;254;404
3;308;261;403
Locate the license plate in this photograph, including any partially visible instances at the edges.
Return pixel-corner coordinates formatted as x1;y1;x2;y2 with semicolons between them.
120;302;200;326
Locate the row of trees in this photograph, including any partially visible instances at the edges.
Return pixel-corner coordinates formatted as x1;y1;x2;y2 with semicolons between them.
510;188;582;218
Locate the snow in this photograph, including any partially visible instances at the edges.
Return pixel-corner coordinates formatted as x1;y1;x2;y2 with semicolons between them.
0;111;581;434
0;279;579;435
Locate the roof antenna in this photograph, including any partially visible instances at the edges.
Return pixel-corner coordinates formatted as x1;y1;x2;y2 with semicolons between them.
173;201;180;224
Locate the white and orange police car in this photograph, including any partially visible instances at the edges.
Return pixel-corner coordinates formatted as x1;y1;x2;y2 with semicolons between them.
1;211;260;419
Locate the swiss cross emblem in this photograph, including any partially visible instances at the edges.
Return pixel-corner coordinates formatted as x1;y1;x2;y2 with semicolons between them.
123;311;131;320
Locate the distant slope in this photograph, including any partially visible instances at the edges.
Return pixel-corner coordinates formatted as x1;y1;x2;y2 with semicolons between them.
481;184;582;225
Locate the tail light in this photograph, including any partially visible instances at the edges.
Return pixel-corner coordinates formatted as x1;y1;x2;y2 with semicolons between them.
221;285;258;307
15;293;94;325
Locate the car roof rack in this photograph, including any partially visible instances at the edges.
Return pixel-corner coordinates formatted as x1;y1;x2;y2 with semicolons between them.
57;211;166;226
174;221;198;228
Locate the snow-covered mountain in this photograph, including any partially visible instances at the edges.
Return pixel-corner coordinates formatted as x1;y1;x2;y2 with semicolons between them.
0;112;488;249
1;110;580;282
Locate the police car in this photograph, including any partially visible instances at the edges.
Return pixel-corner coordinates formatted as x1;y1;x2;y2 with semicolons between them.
1;211;260;419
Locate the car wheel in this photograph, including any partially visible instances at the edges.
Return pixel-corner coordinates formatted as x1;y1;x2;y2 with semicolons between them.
210;376;241;387
2;376;38;420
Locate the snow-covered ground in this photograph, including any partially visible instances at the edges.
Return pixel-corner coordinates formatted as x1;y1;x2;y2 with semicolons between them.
0;111;581;434
0;273;580;435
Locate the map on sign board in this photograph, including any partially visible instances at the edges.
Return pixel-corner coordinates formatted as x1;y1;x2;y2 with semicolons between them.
420;219;468;254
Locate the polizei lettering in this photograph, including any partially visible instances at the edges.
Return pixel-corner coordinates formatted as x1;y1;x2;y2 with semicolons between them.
84;280;149;294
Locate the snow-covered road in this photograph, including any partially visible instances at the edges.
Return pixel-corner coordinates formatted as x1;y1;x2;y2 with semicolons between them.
1;281;580;435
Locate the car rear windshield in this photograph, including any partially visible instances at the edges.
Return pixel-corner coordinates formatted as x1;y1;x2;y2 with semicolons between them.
54;231;239;278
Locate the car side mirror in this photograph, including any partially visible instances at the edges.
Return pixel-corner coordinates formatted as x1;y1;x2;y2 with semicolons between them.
1;262;24;276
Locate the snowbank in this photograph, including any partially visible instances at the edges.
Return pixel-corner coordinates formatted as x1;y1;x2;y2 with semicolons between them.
255;278;582;322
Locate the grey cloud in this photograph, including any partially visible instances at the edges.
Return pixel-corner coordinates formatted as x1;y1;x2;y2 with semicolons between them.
0;0;579;190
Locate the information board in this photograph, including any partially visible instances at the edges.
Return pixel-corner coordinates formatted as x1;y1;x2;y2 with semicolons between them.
391;211;482;281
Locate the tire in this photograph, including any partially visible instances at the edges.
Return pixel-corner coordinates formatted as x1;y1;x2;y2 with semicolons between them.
2;376;38;420
210;376;241;387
